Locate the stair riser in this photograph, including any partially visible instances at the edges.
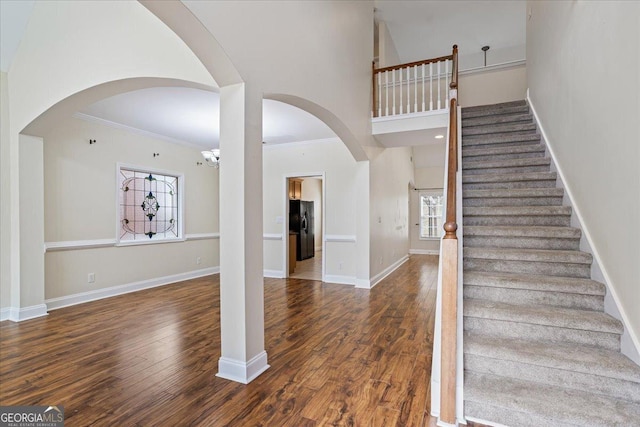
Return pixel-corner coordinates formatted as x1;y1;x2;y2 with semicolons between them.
463;196;564;207
463;180;557;190
463;125;537;137
465;355;640;403
463;286;604;310
463;151;545;163
463;165;550;175
464;215;572;227
464;235;580;250
463;114;533;128
464;259;591;278
464;400;575;427
464;317;620;351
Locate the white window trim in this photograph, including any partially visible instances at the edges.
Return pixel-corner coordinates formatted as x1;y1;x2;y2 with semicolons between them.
418;189;444;241
115;163;185;246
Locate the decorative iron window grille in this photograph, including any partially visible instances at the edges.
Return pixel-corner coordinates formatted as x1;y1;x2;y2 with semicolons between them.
118;167;181;242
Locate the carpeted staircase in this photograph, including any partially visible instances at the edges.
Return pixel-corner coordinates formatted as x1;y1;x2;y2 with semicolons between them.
460;100;640;426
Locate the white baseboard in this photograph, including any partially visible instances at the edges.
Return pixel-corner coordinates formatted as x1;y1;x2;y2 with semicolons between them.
0;304;48;322
409;249;440;255
364;255;409;289
263;269;284;279
355;278;371;288
528;93;640;364
45;266;220;311
216;351;270;384
324;275;356;286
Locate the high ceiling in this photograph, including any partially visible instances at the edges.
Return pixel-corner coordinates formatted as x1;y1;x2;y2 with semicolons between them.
80;88;336;149
374;0;526;69
2;1;526;148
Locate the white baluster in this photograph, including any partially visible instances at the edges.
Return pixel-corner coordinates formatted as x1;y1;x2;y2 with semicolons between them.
421;63;425;112
407;67;411;113
392;69;396;116
429;62;433;111
437;61;441;110
414;65;418;113
385;71;389;116
399;67;403;114
445;60;450;106
378;71;382;117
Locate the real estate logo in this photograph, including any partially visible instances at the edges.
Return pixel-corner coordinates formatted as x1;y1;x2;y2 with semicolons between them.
0;406;64;427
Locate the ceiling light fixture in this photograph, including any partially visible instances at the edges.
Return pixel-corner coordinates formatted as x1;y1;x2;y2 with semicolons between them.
435;134;444;139
201;149;220;168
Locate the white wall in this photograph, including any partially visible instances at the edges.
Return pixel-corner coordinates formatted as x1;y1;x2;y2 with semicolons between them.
301;177;323;251
1;0;217;317
19;135;44;308
378;21;401;68
0;72;9;310
369;146;413;280
9;0;215;134
458;65;527;108
263;139;361;281
183;0;376;160
527;0;640;360
43;116;219;300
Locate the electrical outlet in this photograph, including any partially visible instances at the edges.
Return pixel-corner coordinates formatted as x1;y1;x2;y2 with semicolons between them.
88;273;95;283
196;257;202;265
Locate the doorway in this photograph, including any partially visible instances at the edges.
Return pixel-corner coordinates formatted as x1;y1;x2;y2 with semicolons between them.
285;174;324;281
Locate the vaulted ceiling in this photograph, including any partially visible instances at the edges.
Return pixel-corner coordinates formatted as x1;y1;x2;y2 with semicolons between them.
2;1;525;149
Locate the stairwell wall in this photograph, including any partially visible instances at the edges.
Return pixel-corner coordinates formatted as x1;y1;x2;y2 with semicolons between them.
527;0;640;362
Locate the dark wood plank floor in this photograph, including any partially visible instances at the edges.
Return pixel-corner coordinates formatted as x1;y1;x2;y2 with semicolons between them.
0;255;438;426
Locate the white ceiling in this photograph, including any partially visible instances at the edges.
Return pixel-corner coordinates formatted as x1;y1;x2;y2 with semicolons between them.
374;0;526;68
80;87;336;149
2;1;526;148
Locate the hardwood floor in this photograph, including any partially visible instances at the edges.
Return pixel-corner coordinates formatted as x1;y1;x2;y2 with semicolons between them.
0;255;438;426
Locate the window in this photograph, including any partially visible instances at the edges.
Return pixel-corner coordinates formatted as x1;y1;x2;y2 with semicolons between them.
117;166;183;244
420;191;444;239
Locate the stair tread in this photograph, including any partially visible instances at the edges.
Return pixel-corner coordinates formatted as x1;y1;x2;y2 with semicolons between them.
463;157;550;170
464;247;592;264
462;100;527;112
463;187;564;198
464;205;571;215
464;298;623;333
464;225;580;238
463;122;537;136
465;372;640;427
463;271;605;295
462;113;533;128
464;333;640;383
463;171;557;183
463;143;545;157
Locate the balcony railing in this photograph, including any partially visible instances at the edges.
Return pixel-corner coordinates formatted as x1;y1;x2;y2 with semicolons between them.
372;48;456;118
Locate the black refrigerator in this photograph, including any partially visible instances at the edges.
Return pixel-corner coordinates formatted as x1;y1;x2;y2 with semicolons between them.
290;200;314;261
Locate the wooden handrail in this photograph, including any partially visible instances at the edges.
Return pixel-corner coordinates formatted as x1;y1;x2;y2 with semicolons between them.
372;61;377;119
373;54;454;75
450;45;458;90
443;98;458;239
440;44;459;426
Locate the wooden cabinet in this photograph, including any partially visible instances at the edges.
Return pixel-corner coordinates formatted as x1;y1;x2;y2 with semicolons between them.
289;179;303;200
